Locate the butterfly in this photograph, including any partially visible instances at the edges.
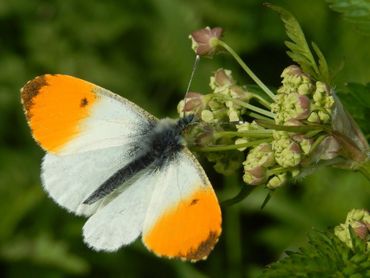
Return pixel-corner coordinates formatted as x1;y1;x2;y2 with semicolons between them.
21;74;222;261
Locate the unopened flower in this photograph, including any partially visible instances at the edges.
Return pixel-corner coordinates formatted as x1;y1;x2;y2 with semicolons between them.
177;92;208;116
267;173;287;189
201;110;215;123
334;209;370;249
190;27;223;57
243;143;275;185
272;131;302;168
210;68;235;93
292;135;313;155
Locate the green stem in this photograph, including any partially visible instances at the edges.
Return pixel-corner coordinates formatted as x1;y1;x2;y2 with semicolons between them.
218;40;276;100
248;93;272;109
214;130;273;139
256;119;330;133
193;138;270;152
221;186;256;207
248;112;274;121
232;99;275;118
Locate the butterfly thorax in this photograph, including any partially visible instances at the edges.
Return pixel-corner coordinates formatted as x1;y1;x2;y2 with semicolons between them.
146;115;194;165
83;115;195;205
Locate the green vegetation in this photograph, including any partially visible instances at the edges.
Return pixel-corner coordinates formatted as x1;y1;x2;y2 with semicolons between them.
0;0;369;277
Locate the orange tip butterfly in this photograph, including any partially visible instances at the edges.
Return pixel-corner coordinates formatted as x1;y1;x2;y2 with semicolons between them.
21;74;222;261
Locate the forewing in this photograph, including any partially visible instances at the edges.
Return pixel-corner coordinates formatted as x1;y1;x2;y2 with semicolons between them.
142;150;222;262
21;74;156;155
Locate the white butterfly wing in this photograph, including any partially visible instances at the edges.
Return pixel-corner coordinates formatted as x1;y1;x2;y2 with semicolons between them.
21;74;156;215
81;149;222;261
21;74;156;155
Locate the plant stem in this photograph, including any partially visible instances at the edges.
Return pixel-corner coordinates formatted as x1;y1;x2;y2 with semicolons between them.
214;130;273;139
232;99;275;118
218;40;276;100
221;186;256;207
193;138;270;152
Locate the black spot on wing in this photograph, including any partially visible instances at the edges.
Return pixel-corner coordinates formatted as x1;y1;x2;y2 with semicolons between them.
80;97;88;107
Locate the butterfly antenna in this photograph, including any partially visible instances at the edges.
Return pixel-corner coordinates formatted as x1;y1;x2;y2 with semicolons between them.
183;55;200;118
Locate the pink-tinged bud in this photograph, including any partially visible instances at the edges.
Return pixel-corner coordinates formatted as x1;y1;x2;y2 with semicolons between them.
183;92;205;112
243;166;267;185
190;27;223;57
210;68;235;90
353;221;368;240
295;95;310;119
281;65;303;78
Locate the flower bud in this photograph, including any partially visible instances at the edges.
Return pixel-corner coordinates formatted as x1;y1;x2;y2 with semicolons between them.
242;143;275;186
235;138;249;151
201;110;214;122
272;132;302;168
334;209;370;249
178;92;207;116
210;68;235;92
189;27;223;57
266;173;287;189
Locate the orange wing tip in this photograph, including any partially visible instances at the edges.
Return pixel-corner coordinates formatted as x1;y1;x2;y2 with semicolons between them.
21;74;97;152
143;186;222;262
145;229;221;262
21;75;49;119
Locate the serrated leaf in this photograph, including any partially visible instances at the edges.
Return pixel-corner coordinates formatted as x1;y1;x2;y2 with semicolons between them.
311;42;330;84
261;229;370;277
266;4;331;83
265;4;319;79
327;0;370;35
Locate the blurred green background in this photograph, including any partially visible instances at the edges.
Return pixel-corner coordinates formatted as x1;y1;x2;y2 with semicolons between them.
0;0;369;277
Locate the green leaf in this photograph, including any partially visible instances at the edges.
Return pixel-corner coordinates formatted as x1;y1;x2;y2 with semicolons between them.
311;42;330;84
265;4;331;83
327;0;370;35
261;229;370;277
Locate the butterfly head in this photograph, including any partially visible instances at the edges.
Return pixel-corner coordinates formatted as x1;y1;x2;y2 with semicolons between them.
176;114;198;131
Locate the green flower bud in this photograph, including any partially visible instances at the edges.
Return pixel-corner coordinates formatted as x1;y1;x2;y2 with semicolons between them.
266;173;287;189
307;112;320;123
201;110;214;122
272;131;302;168
318;111;330;123
334;209;370;249
236;121;263;132
243;143;275;186
298;82;314;95
208;96;224;111
235;138;249;151
228;109;240;122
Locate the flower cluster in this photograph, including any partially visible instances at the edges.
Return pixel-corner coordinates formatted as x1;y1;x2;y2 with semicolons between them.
334;209;370;250
180;27;369;190
272;65;334;125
